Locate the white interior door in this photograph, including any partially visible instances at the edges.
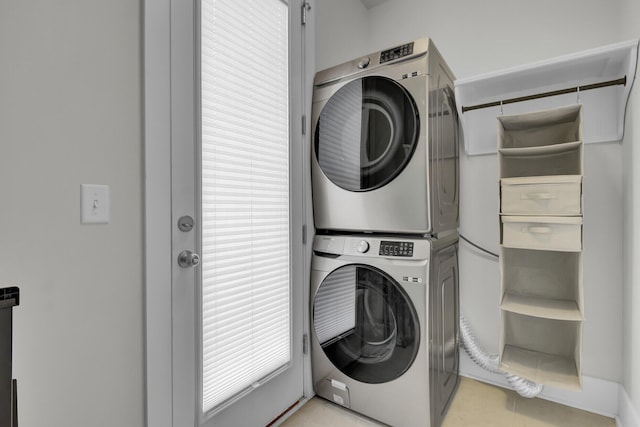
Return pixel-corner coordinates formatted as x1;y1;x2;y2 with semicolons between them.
170;0;306;425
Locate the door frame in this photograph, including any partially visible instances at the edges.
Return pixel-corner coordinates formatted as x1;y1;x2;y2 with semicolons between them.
143;1;316;426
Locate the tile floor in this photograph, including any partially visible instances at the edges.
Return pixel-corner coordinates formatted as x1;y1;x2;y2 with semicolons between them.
280;377;616;427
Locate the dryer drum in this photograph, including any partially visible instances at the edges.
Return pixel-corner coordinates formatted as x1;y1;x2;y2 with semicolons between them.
315;76;419;192
360;91;401;174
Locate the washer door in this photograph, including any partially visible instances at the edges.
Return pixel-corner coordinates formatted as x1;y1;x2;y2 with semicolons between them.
314;76;419;191
313;264;420;384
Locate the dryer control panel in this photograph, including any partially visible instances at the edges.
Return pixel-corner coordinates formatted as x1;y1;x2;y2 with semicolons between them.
379;240;414;257
380;42;414;64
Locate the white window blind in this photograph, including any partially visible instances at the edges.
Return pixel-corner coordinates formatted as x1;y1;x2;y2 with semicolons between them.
316;83;362;188
200;0;290;415
313;267;356;345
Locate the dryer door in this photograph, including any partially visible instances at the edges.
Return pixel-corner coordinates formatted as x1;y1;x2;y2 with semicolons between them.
312;264;420;384
314;77;419;192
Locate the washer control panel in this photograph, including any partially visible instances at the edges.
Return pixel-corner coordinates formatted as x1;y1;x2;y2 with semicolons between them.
380;42;414;64
314;235;428;259
379;240;414;257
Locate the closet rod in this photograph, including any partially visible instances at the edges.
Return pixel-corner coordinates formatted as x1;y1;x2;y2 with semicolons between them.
461;76;627;113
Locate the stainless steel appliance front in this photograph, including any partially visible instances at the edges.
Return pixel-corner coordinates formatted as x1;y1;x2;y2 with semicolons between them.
311;38;459;235
310;234;459;427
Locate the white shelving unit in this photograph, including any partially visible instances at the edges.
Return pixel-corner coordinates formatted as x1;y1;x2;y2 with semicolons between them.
497;104;584;391
455;39;638;155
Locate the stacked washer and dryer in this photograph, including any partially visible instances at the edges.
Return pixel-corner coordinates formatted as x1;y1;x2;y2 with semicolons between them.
309;38;460;427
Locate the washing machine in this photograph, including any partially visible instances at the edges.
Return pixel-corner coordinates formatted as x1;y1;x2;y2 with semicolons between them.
310;233;460;427
311;38;459;235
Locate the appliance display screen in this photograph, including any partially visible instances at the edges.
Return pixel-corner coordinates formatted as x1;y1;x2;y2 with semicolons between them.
380;42;414;63
379;241;414;257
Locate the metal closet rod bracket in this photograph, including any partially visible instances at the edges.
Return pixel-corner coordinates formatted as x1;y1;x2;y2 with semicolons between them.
461;76;627;113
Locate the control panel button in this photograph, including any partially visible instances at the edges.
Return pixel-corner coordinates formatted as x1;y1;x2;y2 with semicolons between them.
356;240;370;253
357;57;370;69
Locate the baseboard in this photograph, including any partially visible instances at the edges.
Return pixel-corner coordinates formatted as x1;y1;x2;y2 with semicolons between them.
460;352;619;418
271;396;312;427
617;384;640;427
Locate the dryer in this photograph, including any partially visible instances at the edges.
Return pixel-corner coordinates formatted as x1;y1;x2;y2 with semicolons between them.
311;38;459;235
310;233;459;427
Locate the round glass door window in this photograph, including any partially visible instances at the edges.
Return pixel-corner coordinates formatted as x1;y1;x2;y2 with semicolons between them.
314;76;419;191
312;264;420;384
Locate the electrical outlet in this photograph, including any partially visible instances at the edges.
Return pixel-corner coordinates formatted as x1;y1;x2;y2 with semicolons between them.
81;184;110;224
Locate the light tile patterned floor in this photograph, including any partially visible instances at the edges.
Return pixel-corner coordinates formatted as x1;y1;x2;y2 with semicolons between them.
281;377;616;427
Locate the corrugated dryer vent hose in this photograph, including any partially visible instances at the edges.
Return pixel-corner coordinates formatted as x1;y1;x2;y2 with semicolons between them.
459;315;544;398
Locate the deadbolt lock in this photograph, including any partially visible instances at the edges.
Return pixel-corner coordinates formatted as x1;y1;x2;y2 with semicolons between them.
178;215;195;232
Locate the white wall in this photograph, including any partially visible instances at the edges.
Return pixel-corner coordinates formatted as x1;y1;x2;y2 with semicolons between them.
316;0;625;384
0;1;144;426
316;0;621;75
620;0;640;422
315;0;370;71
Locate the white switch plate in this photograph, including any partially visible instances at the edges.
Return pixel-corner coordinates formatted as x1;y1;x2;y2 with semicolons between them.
81;184;110;224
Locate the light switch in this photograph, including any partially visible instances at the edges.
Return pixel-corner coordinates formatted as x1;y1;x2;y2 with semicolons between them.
81;184;110;224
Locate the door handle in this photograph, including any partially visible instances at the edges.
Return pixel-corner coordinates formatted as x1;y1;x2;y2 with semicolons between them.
178;250;201;268
521;192;554;200
526;226;552;234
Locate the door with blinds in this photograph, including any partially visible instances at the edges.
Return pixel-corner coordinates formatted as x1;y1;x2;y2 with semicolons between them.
170;0;306;425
